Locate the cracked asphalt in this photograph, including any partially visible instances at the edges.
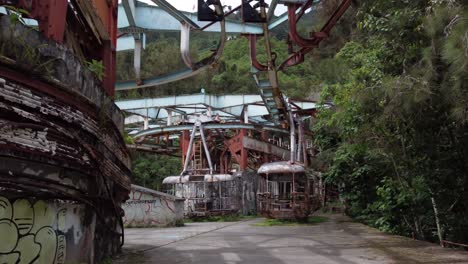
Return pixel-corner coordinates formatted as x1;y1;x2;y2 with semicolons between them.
114;214;468;264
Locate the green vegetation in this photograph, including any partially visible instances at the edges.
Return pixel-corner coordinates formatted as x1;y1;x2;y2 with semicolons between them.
253;216;329;227
99;257;113;264
86;59;105;81
131;153;181;191
117;0;468;246
185;214;257;223
313;0;468;245
175;219;185;227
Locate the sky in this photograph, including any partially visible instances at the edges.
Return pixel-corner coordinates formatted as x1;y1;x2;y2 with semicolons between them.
136;0;288;16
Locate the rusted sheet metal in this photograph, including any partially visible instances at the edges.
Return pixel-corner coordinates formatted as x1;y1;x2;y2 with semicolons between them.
0;0;68;42
243;136;291;160
258;161;305;174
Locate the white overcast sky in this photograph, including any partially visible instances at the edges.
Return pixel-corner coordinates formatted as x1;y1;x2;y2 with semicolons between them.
135;0;287;15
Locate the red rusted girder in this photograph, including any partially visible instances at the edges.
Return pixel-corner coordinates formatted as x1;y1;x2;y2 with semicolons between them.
245;34;269;71
95;0;118;96
180;130;190;168
1;0;118;95
240;129;248;170
280;0;352;70
0;0;68;42
287;0;352;48
286;0;317;48
279;47;311;70
226;129;248;170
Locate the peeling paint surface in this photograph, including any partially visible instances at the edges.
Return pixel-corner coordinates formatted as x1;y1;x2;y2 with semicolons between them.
0;77;131;189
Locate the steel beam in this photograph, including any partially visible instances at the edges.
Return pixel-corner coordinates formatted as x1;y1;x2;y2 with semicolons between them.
115;67;204;90
132;123;291;139
117;3;262;35
122;0;137;29
150;0;200;29
116;94;317;125
116;94;263;111
267;0;279;21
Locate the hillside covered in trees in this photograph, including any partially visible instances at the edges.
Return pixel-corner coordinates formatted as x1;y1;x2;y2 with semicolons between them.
117;0;468;246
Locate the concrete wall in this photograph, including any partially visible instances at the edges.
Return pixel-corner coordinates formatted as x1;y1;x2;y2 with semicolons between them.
0;196;99;264
240;171;258;215
123;185;184;227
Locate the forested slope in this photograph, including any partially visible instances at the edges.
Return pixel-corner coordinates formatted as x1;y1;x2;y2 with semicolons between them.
117;0;467;245
313;0;468;245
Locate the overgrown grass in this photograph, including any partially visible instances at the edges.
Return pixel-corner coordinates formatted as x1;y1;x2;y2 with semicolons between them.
253;216;329;227
99;257;113;264
320;200;344;213
185;214;258;223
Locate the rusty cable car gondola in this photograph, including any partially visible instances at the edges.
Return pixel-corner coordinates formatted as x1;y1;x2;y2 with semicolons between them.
162;116;240;217
257;112;312;220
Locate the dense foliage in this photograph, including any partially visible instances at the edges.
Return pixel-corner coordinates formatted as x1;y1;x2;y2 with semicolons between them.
314;0;468;244
131;152;181;191
117;0;467;245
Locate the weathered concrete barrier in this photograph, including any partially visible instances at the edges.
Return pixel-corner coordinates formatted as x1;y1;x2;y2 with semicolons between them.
123;185;184;227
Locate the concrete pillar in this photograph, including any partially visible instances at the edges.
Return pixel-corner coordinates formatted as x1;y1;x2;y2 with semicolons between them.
244;105;249;124
167;109;173;126
207;106;212;118
134;39;142;82
143;116;149;130
240;129;248;170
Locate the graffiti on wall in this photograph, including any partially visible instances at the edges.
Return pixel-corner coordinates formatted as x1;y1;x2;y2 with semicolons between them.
0;196;81;264
123;187;182;227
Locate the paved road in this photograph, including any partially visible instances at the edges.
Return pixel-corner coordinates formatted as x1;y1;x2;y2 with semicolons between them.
114;215;468;264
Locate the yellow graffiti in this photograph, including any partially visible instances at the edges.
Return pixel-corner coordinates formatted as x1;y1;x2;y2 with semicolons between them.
0;196;66;264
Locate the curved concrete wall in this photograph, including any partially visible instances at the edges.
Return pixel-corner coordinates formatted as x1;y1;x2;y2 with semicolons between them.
0;14;131;264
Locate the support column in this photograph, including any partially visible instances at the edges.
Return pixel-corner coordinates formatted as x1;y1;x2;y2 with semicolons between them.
207;106;212;118
240;129;248;170
167;109;173;126
243;105;249;124
134;38;142;84
143;116;149;130
181;130;190;169
261;130;269;163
